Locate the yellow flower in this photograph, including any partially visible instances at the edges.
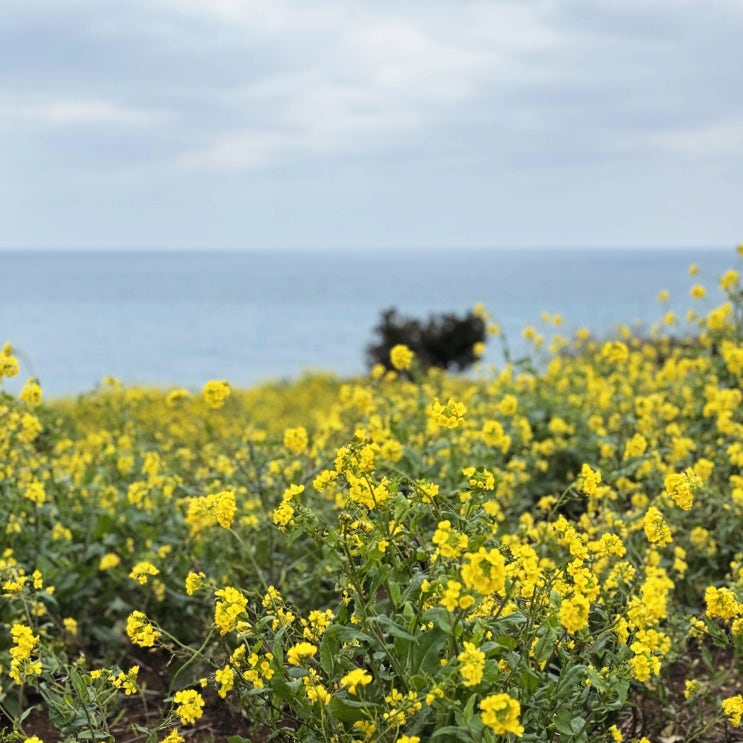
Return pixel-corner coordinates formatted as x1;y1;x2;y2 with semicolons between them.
461;547;506;596
579;464;601;497
19;378;43;406
286;641;318;666
212;489;237;528
440;579;475;611
643;507;672;546
0;353;20;378
482;420;511;452
432;520;468;559
390;344;414;371
214;586;248;635
705;586;741;620
601;341;629;364
111;666;139;695
664;470;699;511
283;426;309;454
690;284;706;299
720;269;740;291
165;389;190;406
559;593;591;634
129;561;159;584
479;693;524;736
302;670;331;704
429;398;467;428
302;609;334;642
722;695;743;726
272;500;295;529
457;642;486;687
161;730;185;743
173;689;205;725
24;481;46;507
497;394;518;417
623;434;647;461
202;379;231;409
126;610;160;647
340;668;372;695
9;623;42;684
99;553;121;571
707;303;733;331
215;665;235;698
185;571;206;596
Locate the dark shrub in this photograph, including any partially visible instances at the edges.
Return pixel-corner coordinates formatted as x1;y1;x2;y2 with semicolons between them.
366;308;486;373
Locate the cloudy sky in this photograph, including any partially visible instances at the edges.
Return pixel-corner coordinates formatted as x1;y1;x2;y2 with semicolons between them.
1;0;742;250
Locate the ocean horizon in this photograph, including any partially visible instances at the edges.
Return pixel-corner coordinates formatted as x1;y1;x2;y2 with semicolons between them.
0;246;737;397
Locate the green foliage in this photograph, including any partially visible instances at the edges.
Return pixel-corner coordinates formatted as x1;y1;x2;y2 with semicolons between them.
1;255;743;742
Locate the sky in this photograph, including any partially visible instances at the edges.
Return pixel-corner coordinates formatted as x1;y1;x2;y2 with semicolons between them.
1;0;742;251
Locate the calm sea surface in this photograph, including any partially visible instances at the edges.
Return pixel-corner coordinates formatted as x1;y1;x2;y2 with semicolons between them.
0;248;736;397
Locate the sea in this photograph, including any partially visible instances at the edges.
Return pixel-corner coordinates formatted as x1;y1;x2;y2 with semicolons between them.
0;247;737;398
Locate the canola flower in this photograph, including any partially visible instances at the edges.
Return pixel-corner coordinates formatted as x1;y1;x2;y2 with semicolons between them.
9;624;42;684
390;344;414;371
286;641;318;666
111;666;140;695
479;693;524;736
161;730;185;743
214;586;248;635
19;378;43;406
126;610;160;647
722;695;743;727
99;553;121;571
457;641;486;686
284;425;309;454
129;560;159;584
172;689;205;725
202;379;231;408
2;251;743;742
339;668;372;695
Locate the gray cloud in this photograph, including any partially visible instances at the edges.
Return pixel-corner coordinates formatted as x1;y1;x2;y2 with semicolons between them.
0;0;741;248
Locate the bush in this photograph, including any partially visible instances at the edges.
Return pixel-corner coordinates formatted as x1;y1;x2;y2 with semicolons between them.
366;308;486;372
2;252;743;743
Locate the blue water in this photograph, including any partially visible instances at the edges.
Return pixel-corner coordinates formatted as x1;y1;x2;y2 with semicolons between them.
0;248;736;396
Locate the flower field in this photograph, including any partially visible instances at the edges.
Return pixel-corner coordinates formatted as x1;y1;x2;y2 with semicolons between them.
1;253;743;743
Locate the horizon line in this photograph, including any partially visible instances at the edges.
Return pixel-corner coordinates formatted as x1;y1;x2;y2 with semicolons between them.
0;243;734;253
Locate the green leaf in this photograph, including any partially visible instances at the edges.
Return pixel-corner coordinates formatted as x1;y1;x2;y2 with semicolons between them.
388;579;403;607
323;624;376;647
367;614;418;642
492;634;518;650
520;665;541;692
571;716;586;736
554;709;574;736
328;696;371;723
462;692;477;724
553;665;587;700
413;626;450;676
319;631;339;676
431;725;475;741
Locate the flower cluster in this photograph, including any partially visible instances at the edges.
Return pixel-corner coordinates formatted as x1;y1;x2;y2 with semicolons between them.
2;250;743;742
